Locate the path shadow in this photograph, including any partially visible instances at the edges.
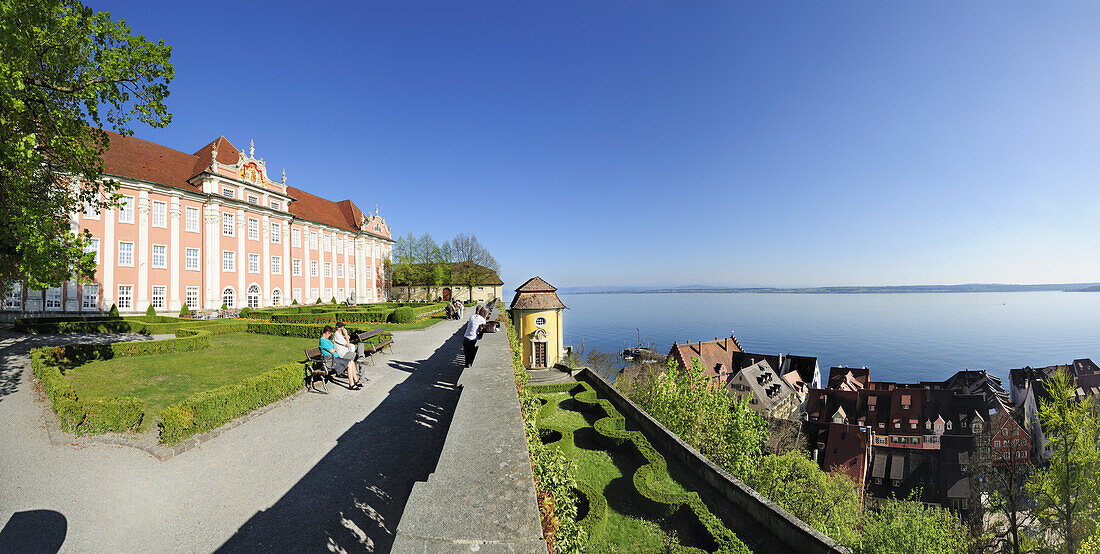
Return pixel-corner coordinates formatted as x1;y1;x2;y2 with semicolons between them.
0;331;156;404
0;509;67;553
216;328;467;553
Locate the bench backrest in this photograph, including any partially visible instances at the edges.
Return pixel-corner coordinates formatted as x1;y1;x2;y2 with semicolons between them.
304;347;322;359
356;329;384;341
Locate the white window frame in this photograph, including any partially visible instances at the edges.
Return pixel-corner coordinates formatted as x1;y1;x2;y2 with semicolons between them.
84;238;100;264
83;201;100;220
324;287;332;300
4;282;21;309
324;262;331;277
310;287;318;301
292;228;301;247
270;222;281;243
365;266;372;279
292;259;301;276
324;235;331;252
349;265;355;278
336;238;343;254
222;250;235;272
118;241;134;267
246;284;261;309
185;247;200;271
271;256;282;275
222;186;235;199
271;288;282;306
118;195;135;224
269;200;281;211
223;213;235;236
248;218;259;241
186;286;199;309
185;206;200;232
337;287;344;300
293;288;302;303
117;284;133;309
337;263;344;278
45;287;62;311
310;260;318;277
151;200;167;227
82;284;99;310
151;285;166;309
222;287;235;308
247;194;259;205
151;244;167;269
248;253;260;274
309;231;317;250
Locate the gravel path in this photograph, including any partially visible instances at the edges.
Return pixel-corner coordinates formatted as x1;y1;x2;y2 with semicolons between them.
0;318;478;553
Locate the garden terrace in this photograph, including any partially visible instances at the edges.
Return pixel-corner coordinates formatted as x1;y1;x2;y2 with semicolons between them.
27;317;393;445
531;381;751;553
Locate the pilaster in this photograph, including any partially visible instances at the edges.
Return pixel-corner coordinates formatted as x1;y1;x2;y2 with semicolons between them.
204;204;221;309
137;191;150;312
262;214;271;307
169;196;181;311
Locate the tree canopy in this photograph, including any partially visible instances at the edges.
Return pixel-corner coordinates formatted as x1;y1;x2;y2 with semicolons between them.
0;0;173;291
389;232;500;300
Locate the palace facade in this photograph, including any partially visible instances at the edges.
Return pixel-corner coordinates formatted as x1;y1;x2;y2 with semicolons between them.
3;131;393;315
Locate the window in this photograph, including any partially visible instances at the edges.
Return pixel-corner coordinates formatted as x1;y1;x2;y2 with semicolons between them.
336;238;343;254
84;238;100;264
222;287;235;308
534;316;547;327
324;262;331;277
186;286;199;309
4;283;21;309
248;253;260;273
310;288;318;301
151;286;166;309
366;289;373;299
293;288;302;303
292;259;301;276
349;241;355;255
324;235;331;252
221;186;235;199
947;421;953;431
324;287;332;300
185;248;200;271
82;284;99;309
45;287;61;310
292;228;301;247
910;422;917;430
118;195;134;223
309;231;317;250
223;213;235;236
994;440;1001;448
271;222;281;243
152;244;167;269
272;288;282;306
926;421;932;430
117;285;133;309
365;266;372;279
83;201;100;219
868;405;876;412
246;284;260;308
271;256;281;275
337;264;343;278
269;200;281;210
118;241;134;266
222;251;235;272
248;218;259;240
349;265;355;278
310;260;318;277
337;288;344;300
186;206;200;232
152;200;167;227
894;421;901;429
247;194;259;205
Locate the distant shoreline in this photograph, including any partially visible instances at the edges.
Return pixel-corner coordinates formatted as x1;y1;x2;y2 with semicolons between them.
559;283;1100;295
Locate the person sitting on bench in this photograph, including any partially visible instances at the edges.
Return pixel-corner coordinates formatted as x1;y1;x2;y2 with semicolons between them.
332;322;365;360
320;325;363;390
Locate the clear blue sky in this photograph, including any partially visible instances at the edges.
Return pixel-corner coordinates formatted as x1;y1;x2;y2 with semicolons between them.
91;1;1100;291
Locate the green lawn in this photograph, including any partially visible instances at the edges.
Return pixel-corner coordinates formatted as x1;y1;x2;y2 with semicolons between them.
68;333;316;421
537;392;709;552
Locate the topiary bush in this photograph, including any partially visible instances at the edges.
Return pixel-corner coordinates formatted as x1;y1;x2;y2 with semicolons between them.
109;304;119;317
390;306;416;324
240;306;251;317
330;297;337;304
145;305;156;317
220;302;228;310
291;299;298;305
179;304;190;317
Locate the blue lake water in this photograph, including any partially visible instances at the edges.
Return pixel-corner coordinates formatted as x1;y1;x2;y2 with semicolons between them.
559;291;1100;384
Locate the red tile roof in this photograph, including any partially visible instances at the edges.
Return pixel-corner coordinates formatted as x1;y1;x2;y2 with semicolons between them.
667;335;744;382
190;136;241;178
99;129;201;192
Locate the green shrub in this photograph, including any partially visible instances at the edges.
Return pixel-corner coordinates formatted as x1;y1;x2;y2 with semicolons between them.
240;306;251;317
330;297;337;304
291;299;298;305
80;397;144;434
315;298;322;304
220;302;228;310
158;363;305;445
145;305;156;317
180;304;190;316
109;304;119;317
390;306;416;324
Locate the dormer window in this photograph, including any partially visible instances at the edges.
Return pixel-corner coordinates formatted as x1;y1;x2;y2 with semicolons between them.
946;421;953;431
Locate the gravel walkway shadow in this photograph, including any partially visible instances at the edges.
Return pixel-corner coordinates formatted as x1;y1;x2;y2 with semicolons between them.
216;327;467;553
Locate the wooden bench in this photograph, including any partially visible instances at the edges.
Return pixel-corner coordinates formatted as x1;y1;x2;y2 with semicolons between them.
303;347;332;393
356;329;394;364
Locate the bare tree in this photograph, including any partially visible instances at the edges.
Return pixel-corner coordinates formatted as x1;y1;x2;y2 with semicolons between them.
450;233;500;301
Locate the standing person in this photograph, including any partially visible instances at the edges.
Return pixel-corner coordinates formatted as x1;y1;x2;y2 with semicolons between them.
463;306;488;368
320;325;363;390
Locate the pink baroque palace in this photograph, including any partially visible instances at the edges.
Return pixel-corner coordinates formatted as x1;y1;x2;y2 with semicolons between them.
3;131;394;315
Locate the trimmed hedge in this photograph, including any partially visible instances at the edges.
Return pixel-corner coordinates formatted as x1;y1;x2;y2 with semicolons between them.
531;382;751;554
245;322;391;347
158;362;304;445
390;307;416;324
30;348;145;434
